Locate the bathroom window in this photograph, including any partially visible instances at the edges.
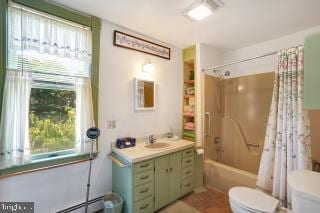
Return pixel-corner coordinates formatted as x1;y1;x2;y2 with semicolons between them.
29;88;76;155
0;1;100;176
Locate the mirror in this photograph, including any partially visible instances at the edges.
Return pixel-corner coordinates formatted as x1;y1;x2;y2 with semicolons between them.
135;78;155;110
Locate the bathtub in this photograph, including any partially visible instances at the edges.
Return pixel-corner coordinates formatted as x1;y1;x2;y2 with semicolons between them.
204;159;257;193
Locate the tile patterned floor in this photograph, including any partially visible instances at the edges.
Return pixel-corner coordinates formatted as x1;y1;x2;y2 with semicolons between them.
180;186;232;213
157;201;200;213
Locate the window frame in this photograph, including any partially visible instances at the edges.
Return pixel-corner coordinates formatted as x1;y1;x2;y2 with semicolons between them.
0;0;101;178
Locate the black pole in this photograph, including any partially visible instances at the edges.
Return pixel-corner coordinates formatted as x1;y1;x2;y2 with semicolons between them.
85;139;95;213
85;127;100;213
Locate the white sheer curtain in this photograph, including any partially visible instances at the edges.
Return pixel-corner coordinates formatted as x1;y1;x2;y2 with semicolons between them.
257;47;312;206
0;5;95;168
75;77;95;153
0;70;32;169
8;6;92;76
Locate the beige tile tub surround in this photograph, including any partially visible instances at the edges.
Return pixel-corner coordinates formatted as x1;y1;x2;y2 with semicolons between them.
112;138;195;163
204;72;274;174
203;72;320;195
220;73;320;169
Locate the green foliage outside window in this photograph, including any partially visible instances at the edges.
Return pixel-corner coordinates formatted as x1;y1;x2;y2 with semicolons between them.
29;88;76;154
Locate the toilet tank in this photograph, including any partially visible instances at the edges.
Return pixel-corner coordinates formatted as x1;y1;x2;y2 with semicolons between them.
288;170;320;213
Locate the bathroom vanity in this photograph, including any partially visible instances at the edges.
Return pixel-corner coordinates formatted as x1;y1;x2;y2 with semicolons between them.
110;139;195;213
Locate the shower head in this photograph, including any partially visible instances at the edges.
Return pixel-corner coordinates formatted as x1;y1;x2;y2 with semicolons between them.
224;71;231;76
213;69;231;78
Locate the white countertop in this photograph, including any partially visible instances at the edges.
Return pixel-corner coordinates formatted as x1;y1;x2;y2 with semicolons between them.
111;139;195;163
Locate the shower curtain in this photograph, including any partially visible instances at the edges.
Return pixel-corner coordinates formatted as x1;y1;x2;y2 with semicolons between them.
256;46;311;205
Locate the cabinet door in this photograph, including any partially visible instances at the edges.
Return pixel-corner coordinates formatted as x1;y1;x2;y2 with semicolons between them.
169;151;182;203
154;155;169;211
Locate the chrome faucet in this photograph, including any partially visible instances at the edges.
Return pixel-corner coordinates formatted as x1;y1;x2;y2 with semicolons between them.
148;134;156;144
167;127;174;138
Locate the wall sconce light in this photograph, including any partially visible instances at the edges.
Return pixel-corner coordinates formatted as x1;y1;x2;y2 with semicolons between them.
142;58;154;73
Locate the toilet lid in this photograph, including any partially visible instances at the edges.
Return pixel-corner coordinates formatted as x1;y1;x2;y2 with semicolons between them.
288;170;320;202
229;187;279;213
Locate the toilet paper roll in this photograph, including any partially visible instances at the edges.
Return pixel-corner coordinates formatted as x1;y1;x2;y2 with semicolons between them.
196;148;204;155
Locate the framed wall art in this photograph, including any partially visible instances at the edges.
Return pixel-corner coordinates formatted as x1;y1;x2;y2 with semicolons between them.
113;30;171;60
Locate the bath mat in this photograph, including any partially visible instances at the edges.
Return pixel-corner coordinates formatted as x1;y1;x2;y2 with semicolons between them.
157;201;200;213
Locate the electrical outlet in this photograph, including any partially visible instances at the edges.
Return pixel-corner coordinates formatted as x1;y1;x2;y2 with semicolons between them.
107;120;116;129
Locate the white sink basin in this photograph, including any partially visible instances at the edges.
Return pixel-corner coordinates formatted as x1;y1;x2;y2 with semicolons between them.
143;142;171;150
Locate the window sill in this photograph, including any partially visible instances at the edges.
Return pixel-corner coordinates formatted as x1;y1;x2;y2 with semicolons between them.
0;152;98;179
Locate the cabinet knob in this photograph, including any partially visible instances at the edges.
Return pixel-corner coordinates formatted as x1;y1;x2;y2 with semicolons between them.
170;168;173;172
140;188;149;194
139;203;149;210
140;163;149;168
140;175;149;180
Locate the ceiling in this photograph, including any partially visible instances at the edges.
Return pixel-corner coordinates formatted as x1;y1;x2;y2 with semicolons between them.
51;0;320;51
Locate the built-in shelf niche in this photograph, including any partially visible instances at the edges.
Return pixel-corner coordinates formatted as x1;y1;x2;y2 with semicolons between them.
182;45;196;142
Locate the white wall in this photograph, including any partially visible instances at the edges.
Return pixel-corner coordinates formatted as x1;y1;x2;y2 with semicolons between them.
195;44;222;147
101;22;183;139
222;25;320;77
0;20;183;212
198;44;223;77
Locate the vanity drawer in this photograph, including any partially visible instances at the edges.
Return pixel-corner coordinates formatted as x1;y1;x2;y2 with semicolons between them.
134;170;154;187
181;177;193;195
134;196;153;213
134;160;154;174
182;166;193;180
182;148;193;158
135;182;154;202
182;156;193;168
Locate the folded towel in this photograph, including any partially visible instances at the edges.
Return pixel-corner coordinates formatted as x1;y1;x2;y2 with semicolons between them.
184;122;195;130
184;105;194;113
183;111;194;117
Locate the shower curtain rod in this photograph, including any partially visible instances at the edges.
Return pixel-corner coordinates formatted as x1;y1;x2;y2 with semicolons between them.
202;45;303;72
202;51;277;72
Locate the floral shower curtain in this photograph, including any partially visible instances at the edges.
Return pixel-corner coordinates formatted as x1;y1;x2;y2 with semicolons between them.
256;46;312;205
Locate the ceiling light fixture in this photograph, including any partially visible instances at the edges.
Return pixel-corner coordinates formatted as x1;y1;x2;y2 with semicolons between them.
183;0;223;21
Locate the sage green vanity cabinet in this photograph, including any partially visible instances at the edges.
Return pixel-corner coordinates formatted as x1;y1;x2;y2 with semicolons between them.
181;149;194;195
168;152;183;203
154;155;170;210
112;147;194;213
154;151;182;211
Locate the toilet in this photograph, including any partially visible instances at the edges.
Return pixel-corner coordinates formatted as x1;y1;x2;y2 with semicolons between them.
228;170;320;213
229;187;279;213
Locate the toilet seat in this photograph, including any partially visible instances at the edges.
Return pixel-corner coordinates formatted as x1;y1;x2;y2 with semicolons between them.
230;199;265;213
229;187;279;213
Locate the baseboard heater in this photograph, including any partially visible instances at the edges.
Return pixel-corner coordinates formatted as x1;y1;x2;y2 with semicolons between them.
56;196;103;213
